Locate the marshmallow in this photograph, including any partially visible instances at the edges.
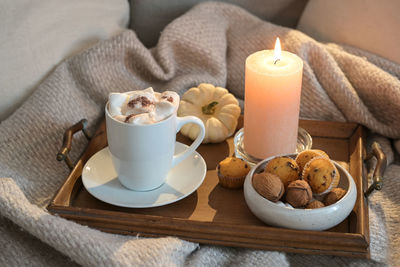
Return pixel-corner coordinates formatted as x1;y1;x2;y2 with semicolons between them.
108;93;129;117
108;87;179;125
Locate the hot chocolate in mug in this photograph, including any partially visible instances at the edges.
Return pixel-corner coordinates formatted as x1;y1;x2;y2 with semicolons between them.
105;104;205;191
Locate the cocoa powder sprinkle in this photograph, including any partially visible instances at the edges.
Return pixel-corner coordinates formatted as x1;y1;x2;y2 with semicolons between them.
162;96;174;103
128;96;154;108
124;114;136;122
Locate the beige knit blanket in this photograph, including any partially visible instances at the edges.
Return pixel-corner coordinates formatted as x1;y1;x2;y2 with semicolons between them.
1;2;399;266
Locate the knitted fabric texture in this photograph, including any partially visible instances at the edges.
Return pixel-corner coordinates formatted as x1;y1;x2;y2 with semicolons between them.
1;2;399;266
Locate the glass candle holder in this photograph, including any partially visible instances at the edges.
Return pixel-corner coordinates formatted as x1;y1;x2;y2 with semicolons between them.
233;127;312;167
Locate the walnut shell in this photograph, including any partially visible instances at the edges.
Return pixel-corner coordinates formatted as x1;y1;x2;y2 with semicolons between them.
306;199;325;209
286;180;312;208
324;188;347;206
252;172;284;202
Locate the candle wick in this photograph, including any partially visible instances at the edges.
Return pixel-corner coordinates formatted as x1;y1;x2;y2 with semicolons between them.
274;59;280;65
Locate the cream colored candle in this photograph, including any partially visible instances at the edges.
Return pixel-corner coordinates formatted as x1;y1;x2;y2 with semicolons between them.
244;38;303;159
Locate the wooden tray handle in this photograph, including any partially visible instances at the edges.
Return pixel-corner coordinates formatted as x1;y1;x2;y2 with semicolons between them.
56;119;91;170
364;142;387;197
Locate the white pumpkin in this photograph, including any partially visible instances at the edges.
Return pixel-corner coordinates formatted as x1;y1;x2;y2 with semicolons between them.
178;83;241;143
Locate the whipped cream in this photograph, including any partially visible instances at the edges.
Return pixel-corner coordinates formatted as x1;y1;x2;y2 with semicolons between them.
108;87;179;125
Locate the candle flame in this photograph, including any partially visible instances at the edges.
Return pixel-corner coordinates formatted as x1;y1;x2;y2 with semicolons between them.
273;37;281;64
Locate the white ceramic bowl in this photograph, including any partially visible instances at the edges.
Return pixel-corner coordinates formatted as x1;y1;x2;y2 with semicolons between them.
243;154;357;231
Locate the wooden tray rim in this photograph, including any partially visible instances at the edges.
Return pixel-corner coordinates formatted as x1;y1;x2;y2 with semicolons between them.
48;119;370;258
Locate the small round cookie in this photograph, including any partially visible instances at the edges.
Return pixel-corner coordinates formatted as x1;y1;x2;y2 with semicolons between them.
302;157;340;195
265;157;300;188
295;149;329;173
217;157;250;189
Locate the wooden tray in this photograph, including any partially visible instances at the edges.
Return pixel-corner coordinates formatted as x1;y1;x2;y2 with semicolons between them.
48;118;371;258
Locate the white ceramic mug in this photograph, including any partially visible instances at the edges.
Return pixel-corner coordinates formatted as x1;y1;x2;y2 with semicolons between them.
105;104;205;191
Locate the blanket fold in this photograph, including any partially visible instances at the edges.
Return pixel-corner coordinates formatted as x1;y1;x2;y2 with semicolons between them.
1;2;399;266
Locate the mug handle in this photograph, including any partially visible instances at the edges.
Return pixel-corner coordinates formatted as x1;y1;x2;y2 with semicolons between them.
172;116;205;168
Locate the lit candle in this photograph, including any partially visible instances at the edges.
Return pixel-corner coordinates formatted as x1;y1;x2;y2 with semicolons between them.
244;38;303;159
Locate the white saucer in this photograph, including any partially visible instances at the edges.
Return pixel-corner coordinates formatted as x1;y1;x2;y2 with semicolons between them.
82;142;207;208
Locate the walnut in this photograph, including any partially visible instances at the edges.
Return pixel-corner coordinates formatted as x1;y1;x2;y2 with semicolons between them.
306;199;325;209
252;172;284;202
286;180;312;208
324;188;347;206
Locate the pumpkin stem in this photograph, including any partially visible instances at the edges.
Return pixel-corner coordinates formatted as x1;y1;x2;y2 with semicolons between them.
202;101;218;115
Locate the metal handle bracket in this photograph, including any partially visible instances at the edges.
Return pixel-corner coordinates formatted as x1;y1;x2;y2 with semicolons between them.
364;142;387;197
56;119;91;170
